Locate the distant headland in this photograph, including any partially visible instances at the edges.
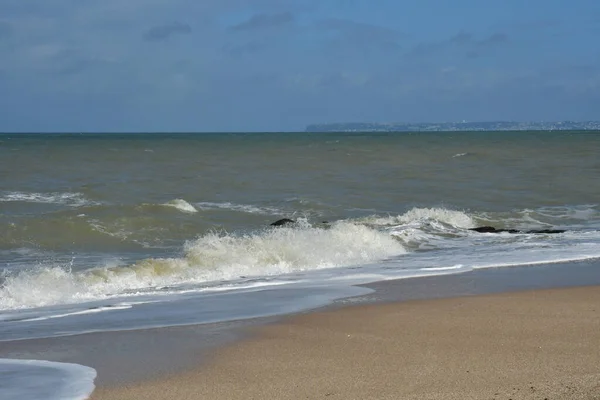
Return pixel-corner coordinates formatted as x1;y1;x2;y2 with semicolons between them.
305;121;600;132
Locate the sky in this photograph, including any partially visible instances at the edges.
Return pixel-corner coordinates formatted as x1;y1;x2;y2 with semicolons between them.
0;0;599;132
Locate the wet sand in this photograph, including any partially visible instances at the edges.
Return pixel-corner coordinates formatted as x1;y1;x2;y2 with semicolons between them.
91;285;600;400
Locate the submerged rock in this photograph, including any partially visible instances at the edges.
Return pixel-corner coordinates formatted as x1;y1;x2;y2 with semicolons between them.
469;226;519;233
525;229;566;234
270;221;565;234
469;226;565;234
270;218;297;227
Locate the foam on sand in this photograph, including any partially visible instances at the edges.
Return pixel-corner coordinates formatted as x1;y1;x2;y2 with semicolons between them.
0;359;96;400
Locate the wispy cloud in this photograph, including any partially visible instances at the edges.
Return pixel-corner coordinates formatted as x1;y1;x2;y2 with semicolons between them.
143;22;192;42
222;41;264;57
449;31;473;45
478;33;509;47
231;12;294;31
409;31;508;58
314;18;403;60
0;21;13;39
509;19;561;31
318;18;402;46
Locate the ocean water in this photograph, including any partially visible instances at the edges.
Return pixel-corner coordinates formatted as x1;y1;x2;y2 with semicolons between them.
1;131;600;397
0;359;96;400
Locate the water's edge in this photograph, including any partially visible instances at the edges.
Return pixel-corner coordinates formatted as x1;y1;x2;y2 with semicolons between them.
0;359;96;400
1;259;599;395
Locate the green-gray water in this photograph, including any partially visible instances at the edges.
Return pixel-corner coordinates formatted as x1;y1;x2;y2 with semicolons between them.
1;131;599;337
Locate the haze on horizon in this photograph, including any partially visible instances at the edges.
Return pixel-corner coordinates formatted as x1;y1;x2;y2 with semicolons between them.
0;0;599;132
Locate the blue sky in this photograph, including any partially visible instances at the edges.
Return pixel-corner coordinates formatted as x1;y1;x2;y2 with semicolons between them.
0;0;599;132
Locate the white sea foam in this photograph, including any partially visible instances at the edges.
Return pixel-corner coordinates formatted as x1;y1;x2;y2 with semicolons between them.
2;206;599;316
358;207;476;229
196;201;282;215
88;220;131;241
0;221;406;309
473;254;600;270
452;152;469;158
0;191;92;207
0;359;96;400
18;304;133;322
421;264;465;271
1;209;600;343
475;205;600;230
162;199;197;213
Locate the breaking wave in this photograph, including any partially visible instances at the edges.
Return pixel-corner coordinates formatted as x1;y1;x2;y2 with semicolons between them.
0;220;406;309
161;199;197;213
1;206;595;310
358;207;476;229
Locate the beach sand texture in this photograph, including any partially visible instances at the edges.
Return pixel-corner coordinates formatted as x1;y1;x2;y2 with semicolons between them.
91;286;600;400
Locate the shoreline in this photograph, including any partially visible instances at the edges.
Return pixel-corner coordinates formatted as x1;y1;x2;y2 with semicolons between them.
2;259;600;396
91;284;600;400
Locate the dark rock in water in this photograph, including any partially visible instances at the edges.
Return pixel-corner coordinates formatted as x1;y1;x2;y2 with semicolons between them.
469;226;520;233
525;229;566;234
469;226;496;233
270;219;332;228
470;226;508;233
469;226;565;234
270;218;297;227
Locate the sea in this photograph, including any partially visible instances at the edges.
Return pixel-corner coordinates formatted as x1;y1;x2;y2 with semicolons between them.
1;131;600;399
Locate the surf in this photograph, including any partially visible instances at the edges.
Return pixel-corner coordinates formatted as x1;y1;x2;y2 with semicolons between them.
0;219;406;310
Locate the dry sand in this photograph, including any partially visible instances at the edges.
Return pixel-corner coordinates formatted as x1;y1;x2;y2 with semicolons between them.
91;286;600;400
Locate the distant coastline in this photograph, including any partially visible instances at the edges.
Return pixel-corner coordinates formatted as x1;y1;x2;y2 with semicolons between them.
305;121;600;132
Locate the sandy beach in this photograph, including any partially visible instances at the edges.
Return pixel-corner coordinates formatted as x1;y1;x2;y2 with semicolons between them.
91;285;600;400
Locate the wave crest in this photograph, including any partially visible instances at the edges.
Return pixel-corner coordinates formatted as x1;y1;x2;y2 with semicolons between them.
0;221;406;310
162;199;197;213
358;207;476;229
